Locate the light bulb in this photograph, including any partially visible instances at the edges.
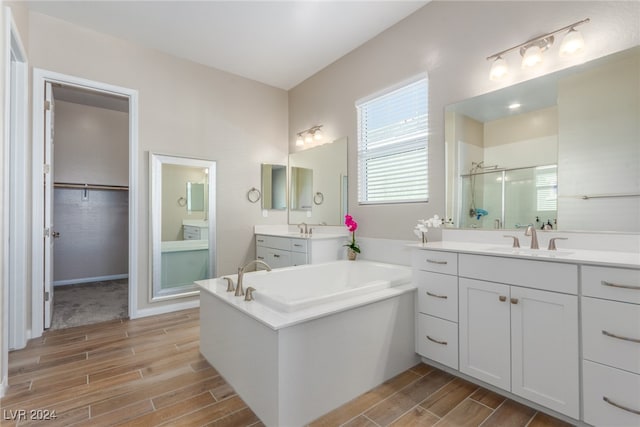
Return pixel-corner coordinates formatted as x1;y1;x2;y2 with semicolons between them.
304;133;313;144
559;28;585;57
314;129;323;140
522;45;543;68
296;135;304;146
489;56;508;81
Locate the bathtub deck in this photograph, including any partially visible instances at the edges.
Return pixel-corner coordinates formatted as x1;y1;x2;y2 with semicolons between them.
2;308;572;427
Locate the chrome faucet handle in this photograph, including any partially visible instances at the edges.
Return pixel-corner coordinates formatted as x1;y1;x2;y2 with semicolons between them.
223;277;235;292
503;235;520;248
244;287;256;301
548;237;568;251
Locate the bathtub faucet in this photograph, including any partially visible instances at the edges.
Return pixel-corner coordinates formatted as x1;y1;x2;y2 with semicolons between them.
235;260;272;297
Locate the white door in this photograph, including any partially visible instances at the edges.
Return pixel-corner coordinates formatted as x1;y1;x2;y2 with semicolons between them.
459;277;511;390
510;287;579;418
43;81;55;329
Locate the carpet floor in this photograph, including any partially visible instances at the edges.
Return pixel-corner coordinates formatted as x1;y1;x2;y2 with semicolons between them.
50;279;128;330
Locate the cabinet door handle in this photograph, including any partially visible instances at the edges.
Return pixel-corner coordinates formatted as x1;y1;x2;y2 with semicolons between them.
273;254;280;258
602;330;640;344
426;335;447;345
601;280;640;291
257;239;264;243
426;291;448;299
499;295;507;302
510;298;519;304
426;259;447;265
603;396;640;415
257;256;265;260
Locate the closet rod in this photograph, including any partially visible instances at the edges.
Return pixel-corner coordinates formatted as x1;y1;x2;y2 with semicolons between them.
54;182;129;191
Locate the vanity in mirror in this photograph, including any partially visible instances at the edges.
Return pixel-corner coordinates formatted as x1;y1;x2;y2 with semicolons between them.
446;46;639;233
288;137;348;226
150;153;217;300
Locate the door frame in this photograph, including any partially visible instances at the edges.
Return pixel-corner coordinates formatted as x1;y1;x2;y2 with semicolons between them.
31;68;139;338
3;5;28;395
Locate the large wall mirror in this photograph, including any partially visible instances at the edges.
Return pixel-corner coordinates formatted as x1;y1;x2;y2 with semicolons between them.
446;46;639;233
289;137;348;225
150;153;216;301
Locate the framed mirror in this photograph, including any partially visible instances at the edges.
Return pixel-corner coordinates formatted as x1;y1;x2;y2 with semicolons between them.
446;46;639;233
288;137;348;225
261;163;287;210
150;153;216;301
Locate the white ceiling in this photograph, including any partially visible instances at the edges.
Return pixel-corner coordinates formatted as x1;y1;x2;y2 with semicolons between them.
26;1;429;90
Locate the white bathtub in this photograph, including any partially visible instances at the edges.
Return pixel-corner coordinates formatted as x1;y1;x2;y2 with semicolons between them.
245;260;411;312
197;260;418;426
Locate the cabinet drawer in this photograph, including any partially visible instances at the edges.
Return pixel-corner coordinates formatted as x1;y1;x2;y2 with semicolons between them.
183;225;201;240
412;250;457;275
416;314;458;370
458;254;578;294
290;239;308;253
583;360;640;427
415;270;458;322
583;297;640;374
582;266;640;304
255;235;290;251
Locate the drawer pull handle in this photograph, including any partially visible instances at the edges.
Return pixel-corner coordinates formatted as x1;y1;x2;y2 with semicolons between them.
603;396;640;415
426;335;447;346
602;330;640;344
426;291;447;299
257;239;264;243
499;296;507;302
273;254;280;258
257;256;265;260
293;244;303;247
426;259;448;265
510;298;519;304
601;280;640;291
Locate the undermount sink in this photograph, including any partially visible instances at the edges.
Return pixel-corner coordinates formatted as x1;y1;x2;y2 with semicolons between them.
486;246;574;257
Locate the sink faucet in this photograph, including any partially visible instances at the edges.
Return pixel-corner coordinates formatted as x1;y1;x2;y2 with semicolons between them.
235;260;272;296
298;222;308;235
524;225;539;249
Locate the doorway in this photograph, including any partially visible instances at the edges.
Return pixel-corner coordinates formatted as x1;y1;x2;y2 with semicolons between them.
31;69;139;338
49;85;130;329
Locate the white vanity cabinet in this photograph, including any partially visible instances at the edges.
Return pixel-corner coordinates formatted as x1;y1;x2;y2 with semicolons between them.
581;265;640;426
255;234;342;269
458;254;579;419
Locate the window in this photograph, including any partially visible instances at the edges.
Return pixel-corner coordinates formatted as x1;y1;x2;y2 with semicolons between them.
356;77;428;204
535;165;557;211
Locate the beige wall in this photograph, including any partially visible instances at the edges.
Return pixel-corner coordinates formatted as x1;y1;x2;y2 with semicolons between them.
289;1;640;241
53;100;129;186
27;11;289;312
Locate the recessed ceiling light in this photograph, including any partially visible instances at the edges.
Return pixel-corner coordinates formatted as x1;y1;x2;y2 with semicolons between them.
508;103;521;110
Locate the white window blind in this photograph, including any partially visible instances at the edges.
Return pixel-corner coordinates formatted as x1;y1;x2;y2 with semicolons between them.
536;165;558;211
356;77;428;204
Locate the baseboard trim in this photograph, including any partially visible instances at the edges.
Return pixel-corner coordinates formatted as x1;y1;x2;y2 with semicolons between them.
54;274;129;287
1;375;8;398
133;299;200;319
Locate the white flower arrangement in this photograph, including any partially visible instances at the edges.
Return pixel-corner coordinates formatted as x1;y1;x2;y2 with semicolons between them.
414;214;442;244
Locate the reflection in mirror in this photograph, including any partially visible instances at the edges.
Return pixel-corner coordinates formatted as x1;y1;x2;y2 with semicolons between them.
290;167;313;211
187;182;205;212
446;46;639;232
261;164;287;210
289;137;348;225
150;153;216;301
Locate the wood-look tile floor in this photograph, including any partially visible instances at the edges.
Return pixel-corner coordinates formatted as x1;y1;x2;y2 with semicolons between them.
1;308;574;427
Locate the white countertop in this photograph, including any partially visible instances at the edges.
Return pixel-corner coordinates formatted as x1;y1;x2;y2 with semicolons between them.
256;230;348;240
410;241;640;269
197;274;415;330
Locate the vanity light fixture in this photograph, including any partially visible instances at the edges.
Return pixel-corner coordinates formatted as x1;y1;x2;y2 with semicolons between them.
295;125;324;146
487;18;590;80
